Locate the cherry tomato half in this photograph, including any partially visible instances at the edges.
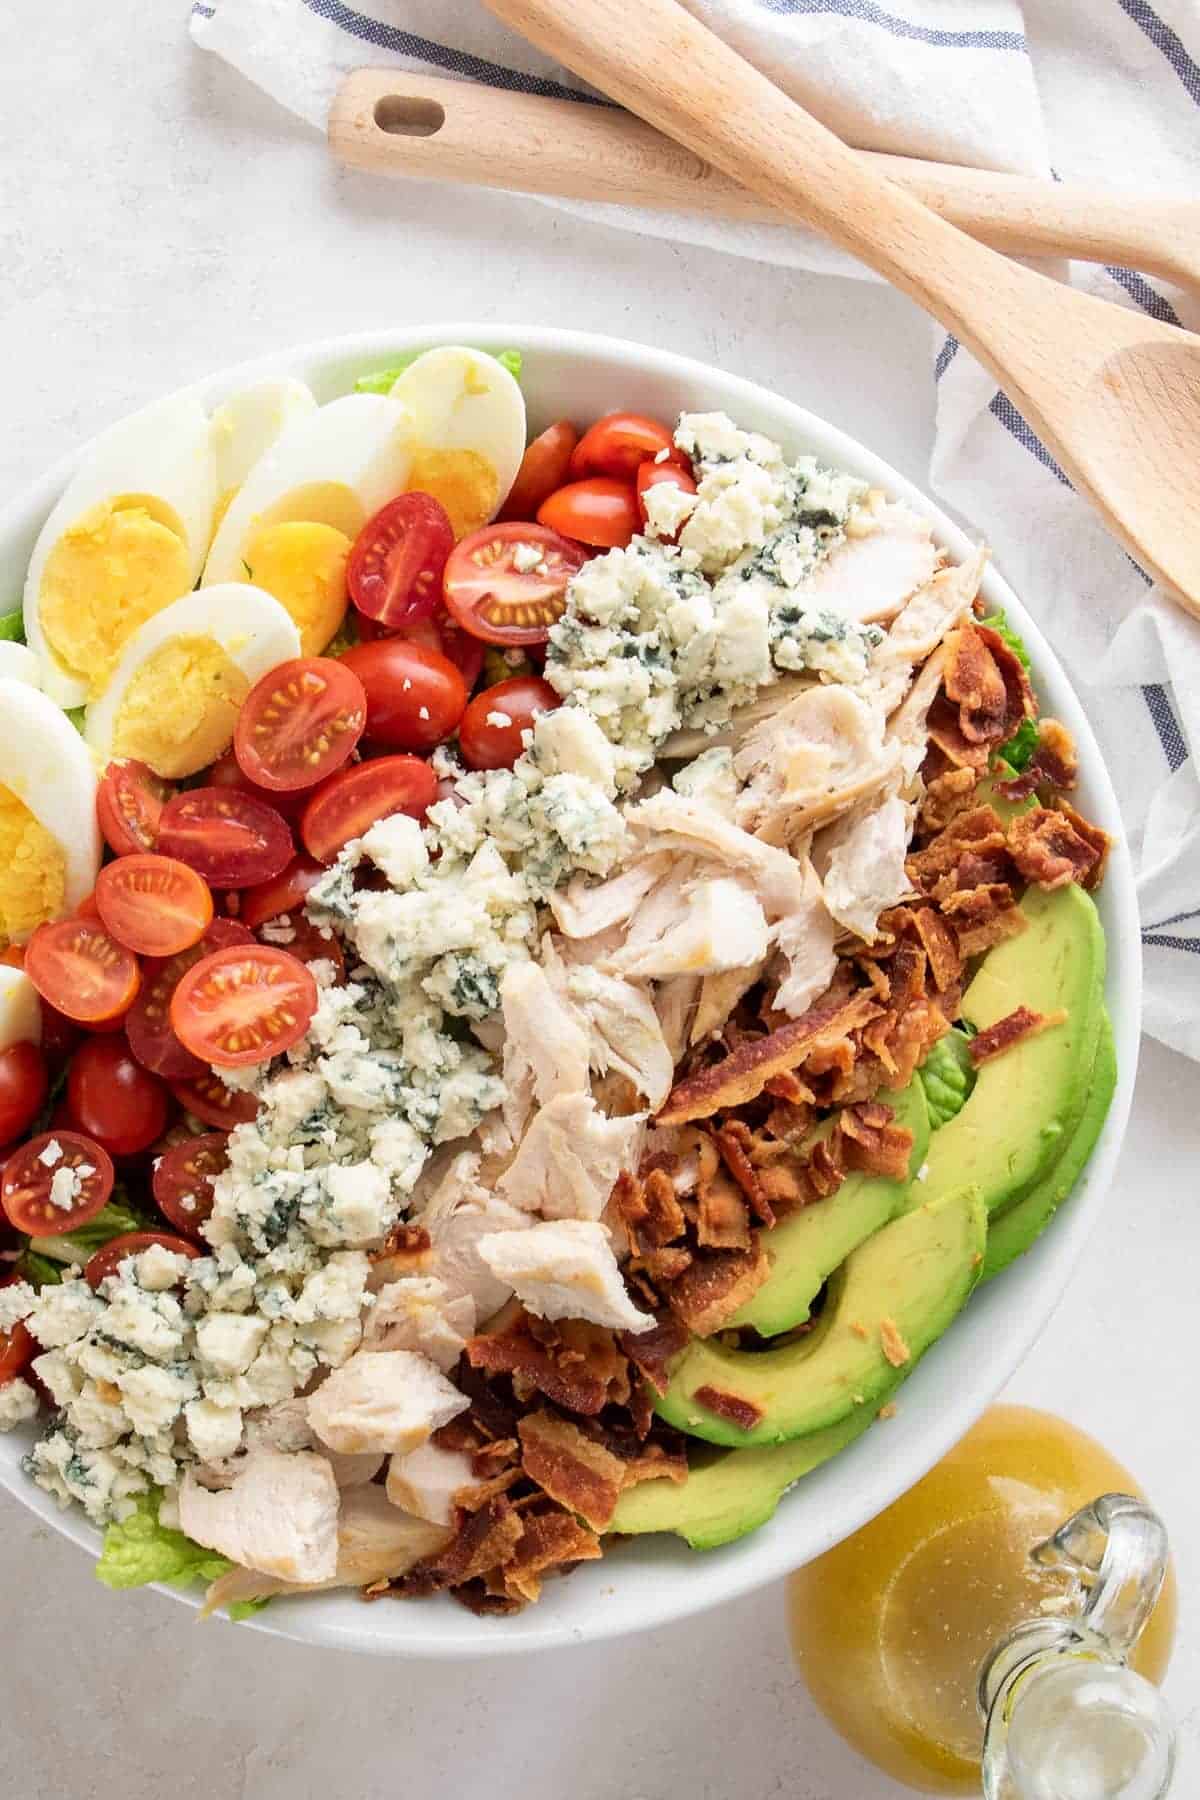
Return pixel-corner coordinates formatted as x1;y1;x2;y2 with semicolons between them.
301;755;438;865
443;523;588;647
360;609;487;691
206;747;310;822
538;477;640;550
338;638;467;753
171;945;318;1069
157;788;293;888
85;1231;201;1289
0;1319;35;1385
347;492;455;630
96;855;214;959
152;1132;228;1240
1;1130;115;1236
67;1037;170;1159
125;919;254;1081
25;919;141;1025
233;657;367;794
0;1042;48;1143
239;854;326;931
570;412;686;481
636;459;698;538
458;676;560;772
499;421;579;522
261;913;346;982
169;1071;258;1131
96;760;175;857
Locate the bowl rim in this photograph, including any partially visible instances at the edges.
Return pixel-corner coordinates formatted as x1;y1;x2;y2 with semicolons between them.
0;323;1141;1658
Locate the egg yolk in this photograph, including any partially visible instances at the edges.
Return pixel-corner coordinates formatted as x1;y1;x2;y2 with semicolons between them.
111;635;250;779
408;450;499;540
38;498;191;697
0;786;66;946
242;521;350;656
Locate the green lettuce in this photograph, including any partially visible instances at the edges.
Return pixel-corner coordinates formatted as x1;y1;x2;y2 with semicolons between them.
979;607;1031;671
919;1029;976;1130
0;607;24;643
15;1249;64;1289
29;1193;157;1267
96;1491;267;1620
324;610;360;658
355;347;522;395
64;705;87;734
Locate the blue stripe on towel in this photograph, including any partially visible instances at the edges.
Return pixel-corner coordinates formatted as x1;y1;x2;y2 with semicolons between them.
934;334;959;381
1104;264;1184;328
1116;0;1200;104
988;392;1071;487
1143;932;1200;954
752;0;1025;50
1142;683;1189;771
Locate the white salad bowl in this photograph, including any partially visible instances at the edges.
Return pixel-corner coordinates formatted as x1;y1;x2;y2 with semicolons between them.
0;325;1140;1658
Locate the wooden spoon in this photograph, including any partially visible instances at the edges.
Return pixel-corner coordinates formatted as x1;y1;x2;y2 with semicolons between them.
478;0;1200;618
330;71;1200;297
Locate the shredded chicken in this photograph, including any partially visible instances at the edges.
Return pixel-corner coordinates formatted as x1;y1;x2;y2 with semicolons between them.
815;793;914;942
179;1449;339;1585
497;1093;645;1222
795;498;938;623
734;685;898;845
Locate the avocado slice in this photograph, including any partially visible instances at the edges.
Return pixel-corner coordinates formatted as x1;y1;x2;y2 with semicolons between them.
916;884;1105;1221
609;1408;877;1550
656;1185;987;1448
982;1010;1115;1281
728;1077;930;1337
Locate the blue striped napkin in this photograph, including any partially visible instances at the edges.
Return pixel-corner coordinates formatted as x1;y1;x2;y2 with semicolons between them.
191;0;1200;1058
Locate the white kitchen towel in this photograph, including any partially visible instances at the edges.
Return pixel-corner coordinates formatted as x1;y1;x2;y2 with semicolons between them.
191;0;1200;1058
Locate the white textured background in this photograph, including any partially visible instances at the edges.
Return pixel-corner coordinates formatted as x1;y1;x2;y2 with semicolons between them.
1;6;1196;1795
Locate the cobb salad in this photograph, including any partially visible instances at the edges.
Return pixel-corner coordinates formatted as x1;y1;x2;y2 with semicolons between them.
0;347;1114;1618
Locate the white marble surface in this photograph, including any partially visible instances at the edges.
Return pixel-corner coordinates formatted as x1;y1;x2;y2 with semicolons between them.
2;6;1196;1795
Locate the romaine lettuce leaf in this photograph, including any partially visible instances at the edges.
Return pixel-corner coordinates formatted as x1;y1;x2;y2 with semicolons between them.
95;1490;267;1619
918;1029;976;1130
979;607;1031;671
29;1193;157;1266
0;607;25;643
354;347;522;394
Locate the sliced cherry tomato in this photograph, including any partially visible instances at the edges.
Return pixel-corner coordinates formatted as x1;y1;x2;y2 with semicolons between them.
239;854;326;931
67;1037;170;1159
207;747;309;822
347;492;455;629
301;756;438;865
96;760;175;857
1;1130;114;1236
171;945;318;1068
169;1071;258;1131
636;459;699;538
95;854;214;958
499;421;580;521
260;913;345;982
538;477;640;550
338;638;467;753
39;1004;82;1064
570;412;686;481
152;1133;228;1239
125;919;253;1081
25;919;141;1025
0;1042;48;1143
458;676;560;772
157;788;293;888
0;1278;35;1384
361;609;487;690
233;657;367;794
85;1231;201;1289
443;523;588;647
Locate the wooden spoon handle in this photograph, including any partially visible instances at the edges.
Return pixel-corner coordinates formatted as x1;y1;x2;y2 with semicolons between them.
330;70;1200;296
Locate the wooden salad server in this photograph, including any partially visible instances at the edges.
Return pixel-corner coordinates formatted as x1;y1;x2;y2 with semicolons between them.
329;71;1200;299
458;0;1200;619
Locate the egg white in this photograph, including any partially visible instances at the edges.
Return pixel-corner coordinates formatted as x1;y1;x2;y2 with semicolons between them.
0;679;101;911
202;393;416;587
0;643;41;688
210;378;318;502
85;583;302;770
0;966;41;1052
23;393;218;707
389;347;526;519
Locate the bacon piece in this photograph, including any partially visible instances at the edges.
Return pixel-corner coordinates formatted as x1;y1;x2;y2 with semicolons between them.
467;1307;629;1416
1008;807;1103;891
911;907;963;994
632;1245;694;1284
762;1069;816;1106
943;622;1035;749
502;1507;603;1605
656;987;880;1125
927;693;991;772
428;1495;523;1586
614;1167;686;1252
694;1386;764;1432
996;718;1081;801
713;1121;771;1220
879;1317;911;1368
620;1312;690;1396
806;1137;846;1200
940;882;1026;957
665;1245;770;1337
518;1410;627;1531
919;766;979;835
696;1166;753;1250
584;1421;690;1489
1054;801;1111;891
908;807;1008;888
968;1005;1067;1066
838;1101;915;1180
370;1222;432;1281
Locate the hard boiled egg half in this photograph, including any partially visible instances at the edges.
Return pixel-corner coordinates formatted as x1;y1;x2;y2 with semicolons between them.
23;393;218;708
0;966;42;1051
0;680;101;946
202;393;415;656
389;347;526;539
209;377;318;524
85;584;300;780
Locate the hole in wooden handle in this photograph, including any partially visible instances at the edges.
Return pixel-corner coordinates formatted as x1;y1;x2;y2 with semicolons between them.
373;95;446;138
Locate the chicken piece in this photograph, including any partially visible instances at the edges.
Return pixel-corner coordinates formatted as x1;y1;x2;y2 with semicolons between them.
608;876;770;980
814;793;914;942
548;852;674;939
243;1396;383;1489
655;974;702;1063
541;941;674;1109
797;498;938;624
734;684;898;845
307;1350;468;1457
386;1439;476;1526
363;1276;475;1372
201;1484;452;1612
772;856;839;1016
690;962;767;1045
416;1150;533;1322
498;1092;645;1222
626;788;804;916
500;960;590;1142
659;673;816;760
886;646;948;791
477;1219;654;1334
868;548;987;715
179;1449;339;1584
